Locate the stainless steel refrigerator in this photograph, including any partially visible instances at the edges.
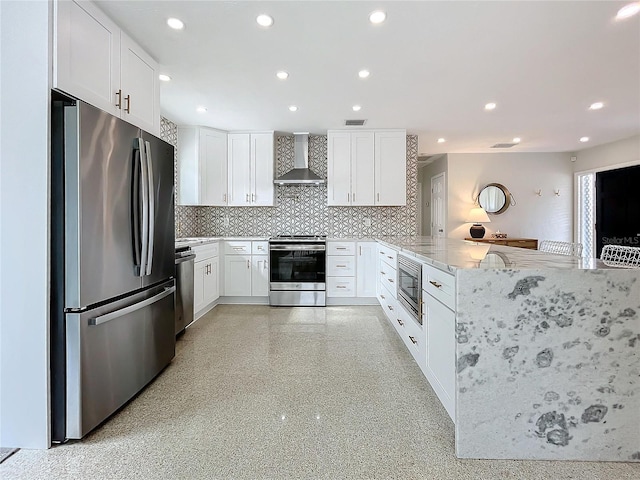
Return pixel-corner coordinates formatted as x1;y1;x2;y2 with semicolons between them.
51;94;175;441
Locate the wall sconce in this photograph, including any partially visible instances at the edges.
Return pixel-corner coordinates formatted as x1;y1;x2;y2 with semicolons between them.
535;189;542;196
554;189;560;196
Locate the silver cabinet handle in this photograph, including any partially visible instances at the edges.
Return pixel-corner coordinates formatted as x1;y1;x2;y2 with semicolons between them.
380;271;385;275
246;193;249;202
353;193;355;202
337;285;347;289
377;193;380;202
409;335;418;345
90;286;175;326
124;94;131;114
115;89;122;109
223;193;227;202
388;278;394;283
233;247;245;251
380;294;385;299
336;265;347;268
359;246;362;256
336;247;347;250
263;261;268;270
387;255;393;260
252;193;255;202
247;260;250;269
387;305;394;311
429;280;442;289
397;318;404;326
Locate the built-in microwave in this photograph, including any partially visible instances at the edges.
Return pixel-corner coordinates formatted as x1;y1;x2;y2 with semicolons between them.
397;255;422;325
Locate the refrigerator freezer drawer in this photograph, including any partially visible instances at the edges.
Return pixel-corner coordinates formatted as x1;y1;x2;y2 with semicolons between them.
65;281;175;439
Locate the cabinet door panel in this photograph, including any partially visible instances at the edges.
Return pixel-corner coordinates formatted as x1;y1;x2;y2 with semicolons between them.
120;32;159;134
224;255;252;296
251;255;269;297
228;134;251;206
193;261;206;313
54;0;121;116
375;131;406;206
200;129;228;206
251;134;274;206
356;242;377;297
351;132;375;205
203;257;219;305
327;132;352;206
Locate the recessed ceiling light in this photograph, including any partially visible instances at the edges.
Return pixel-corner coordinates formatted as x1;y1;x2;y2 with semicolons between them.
167;18;184;30
437;138;446;144
512;137;521;143
616;2;640;20
352;105;361;112
589;102;604;110
580;136;590;143
276;71;289;80
484;102;497;111
196;106;207;113
158;74;171;82
289;105;298;112
358;69;370;79
369;10;386;24
256;14;273;27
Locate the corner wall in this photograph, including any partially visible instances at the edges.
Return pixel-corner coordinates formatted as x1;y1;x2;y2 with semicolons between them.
573;134;640;172
0;1;52;449
447;152;573;241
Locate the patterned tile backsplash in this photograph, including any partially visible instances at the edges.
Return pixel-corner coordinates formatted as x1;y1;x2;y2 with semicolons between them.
161;117;418;238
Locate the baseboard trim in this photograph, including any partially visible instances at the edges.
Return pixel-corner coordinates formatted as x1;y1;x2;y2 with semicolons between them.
219;296;269;305
326;297;378;306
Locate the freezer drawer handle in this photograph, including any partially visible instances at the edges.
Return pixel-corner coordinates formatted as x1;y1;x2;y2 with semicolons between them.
89;286;175;326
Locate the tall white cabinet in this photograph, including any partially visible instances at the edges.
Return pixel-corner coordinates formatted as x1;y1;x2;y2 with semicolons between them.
228;133;275;206
53;0;160;134
177;126;228;206
327;129;406;206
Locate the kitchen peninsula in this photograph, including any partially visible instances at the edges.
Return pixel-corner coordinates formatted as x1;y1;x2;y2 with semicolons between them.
379;237;639;462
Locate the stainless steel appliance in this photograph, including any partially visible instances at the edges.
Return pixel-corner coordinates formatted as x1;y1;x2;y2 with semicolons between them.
175;247;196;335
51;94;175;441
397;255;423;325
269;236;326;306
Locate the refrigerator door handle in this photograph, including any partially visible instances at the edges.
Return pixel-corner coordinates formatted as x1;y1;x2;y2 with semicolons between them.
144;140;155;276
88;286;175;326
131;148;142;274
138;138;150;276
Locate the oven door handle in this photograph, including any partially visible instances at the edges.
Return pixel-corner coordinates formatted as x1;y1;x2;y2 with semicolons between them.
269;245;326;251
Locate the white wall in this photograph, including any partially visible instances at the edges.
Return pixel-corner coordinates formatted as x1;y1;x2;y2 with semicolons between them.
447;152;573;241
0;1;51;449
418;155;447;236
573;134;640;173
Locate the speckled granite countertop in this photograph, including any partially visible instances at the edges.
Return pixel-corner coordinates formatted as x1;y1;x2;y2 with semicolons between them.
376;237;608;271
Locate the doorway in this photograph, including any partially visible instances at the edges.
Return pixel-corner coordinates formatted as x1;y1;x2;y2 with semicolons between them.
431;173;446;238
595;165;640;257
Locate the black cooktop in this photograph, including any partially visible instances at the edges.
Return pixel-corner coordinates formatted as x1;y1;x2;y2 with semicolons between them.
270;235;327;242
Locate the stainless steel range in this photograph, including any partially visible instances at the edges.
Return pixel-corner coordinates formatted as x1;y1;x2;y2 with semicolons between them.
269;235;327;306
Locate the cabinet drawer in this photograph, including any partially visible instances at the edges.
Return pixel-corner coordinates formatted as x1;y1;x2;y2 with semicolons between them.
252;241;269;255
192;242;219;261
423;264;455;311
327;256;356;276
378;282;397;321
328;241;356;256
224;241;252;255
378;244;398;268
398;303;425;367
379;260;397;297
327;277;356;297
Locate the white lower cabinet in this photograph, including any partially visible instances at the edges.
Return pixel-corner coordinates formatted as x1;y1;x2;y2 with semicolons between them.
424;292;456;420
223;241;269;297
356;242;377;297
193;243;220;316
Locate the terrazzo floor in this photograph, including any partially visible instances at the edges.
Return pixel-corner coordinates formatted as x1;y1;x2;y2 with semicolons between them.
1;305;638;479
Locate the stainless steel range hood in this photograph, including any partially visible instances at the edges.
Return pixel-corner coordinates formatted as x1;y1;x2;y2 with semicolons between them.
274;133;325;185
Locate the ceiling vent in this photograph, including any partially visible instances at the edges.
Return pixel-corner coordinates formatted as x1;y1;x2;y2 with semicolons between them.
345;119;366;126
491;143;517;149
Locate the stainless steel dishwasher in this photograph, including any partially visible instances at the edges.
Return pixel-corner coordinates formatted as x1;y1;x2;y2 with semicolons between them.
175;247;196;335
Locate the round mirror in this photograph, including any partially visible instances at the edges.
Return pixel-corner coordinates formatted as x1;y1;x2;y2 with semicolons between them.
478;183;511;214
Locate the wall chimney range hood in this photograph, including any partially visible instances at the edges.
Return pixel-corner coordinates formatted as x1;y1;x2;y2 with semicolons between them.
274;133;325;185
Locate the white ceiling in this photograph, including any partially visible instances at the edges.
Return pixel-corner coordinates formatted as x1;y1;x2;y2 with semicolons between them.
96;0;640;155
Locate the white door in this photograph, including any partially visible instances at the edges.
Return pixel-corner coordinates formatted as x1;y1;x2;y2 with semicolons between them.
54;0;121;117
251;133;275;206
431;173;446;238
200;128;228;206
193;260;206;313
251;255;269;297
228;134;251;206
224;255;252;296
203;257;219;304
120;32;159;134
327;131;352;206
351;132;375;206
356;242;377;297
374;131;406;206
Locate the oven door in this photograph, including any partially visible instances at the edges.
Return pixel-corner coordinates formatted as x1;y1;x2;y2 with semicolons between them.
397;257;422;324
269;244;326;290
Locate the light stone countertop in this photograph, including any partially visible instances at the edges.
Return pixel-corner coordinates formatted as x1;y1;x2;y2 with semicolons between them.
175;237;269;249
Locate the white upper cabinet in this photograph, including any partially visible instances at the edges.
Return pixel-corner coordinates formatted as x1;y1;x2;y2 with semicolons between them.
327;129;406;206
177;126;227;206
375;130;407;206
228;132;274;207
54;0;160;134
